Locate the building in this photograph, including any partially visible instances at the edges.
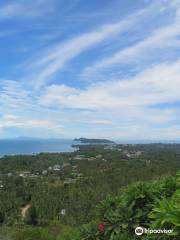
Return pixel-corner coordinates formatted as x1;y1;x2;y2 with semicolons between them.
19;171;30;177
53;165;61;171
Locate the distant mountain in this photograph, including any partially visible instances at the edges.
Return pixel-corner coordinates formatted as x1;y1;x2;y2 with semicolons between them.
74;137;115;144
16;136;40;140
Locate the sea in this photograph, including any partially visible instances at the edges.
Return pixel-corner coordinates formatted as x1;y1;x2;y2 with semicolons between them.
0;138;179;156
0;139;76;156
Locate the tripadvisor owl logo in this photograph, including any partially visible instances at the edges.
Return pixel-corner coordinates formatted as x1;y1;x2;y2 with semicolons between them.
135;227;144;236
135;226;173;236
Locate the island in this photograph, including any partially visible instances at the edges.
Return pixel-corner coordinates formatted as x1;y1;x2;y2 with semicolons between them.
74;137;115;144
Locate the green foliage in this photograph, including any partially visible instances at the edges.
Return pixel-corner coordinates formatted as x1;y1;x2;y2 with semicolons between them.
13;227;54;240
79;172;180;240
0;145;180;239
25;206;38;225
149;174;180;239
56;226;80;240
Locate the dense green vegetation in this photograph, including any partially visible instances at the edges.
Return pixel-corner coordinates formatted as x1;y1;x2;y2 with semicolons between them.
0;144;180;239
78;172;180;239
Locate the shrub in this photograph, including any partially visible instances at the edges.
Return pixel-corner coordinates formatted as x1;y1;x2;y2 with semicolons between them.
78;172;180;240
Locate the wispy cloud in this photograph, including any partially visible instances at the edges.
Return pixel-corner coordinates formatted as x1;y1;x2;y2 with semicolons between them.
1;0;180;139
0;0;54;18
23;1;160;88
35;58;180;139
0;80;65;137
39;60;180;110
82;1;180;78
0;118;60;130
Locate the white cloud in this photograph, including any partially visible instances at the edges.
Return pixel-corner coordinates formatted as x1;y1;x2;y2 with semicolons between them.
1;0;180;140
0;119;50;129
23;1;160;88
39;60;180;110
105;125;180;140
0;80;34;110
34;59;180;140
3;114;18;120
82;2;180;77
0;0;54;18
1;61;180;139
0;116;63;134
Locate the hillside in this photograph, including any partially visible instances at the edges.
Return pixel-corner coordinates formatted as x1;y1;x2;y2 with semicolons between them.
74;138;115;144
77;172;180;240
0;144;180;239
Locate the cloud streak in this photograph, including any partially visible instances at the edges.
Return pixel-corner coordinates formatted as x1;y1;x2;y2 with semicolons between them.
82;1;180;78
24;1;160;88
0;0;54;18
39;60;180;110
1;0;180;139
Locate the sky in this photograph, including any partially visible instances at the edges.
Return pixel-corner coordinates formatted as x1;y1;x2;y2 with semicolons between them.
0;0;180;140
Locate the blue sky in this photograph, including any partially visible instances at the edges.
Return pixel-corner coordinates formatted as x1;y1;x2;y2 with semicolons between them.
0;0;180;140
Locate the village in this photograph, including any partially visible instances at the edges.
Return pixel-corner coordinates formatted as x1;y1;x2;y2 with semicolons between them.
0;147;144;190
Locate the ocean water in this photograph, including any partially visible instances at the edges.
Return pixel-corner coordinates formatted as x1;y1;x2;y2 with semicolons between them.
0;138;177;156
0;139;75;156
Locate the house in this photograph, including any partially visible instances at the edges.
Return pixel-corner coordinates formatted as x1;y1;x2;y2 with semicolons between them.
42;170;48;175
0;180;3;189
104;144;116;150
7;173;12;177
146;160;151;165
134;151;143;157
87;157;96;161
77;173;83;178
62;163;70;168
117;148;122;151
126;153;131;158
60;209;66;216
30;174;38;178
74;155;85;160
19;171;30;177
53;165;61;171
72;165;77;169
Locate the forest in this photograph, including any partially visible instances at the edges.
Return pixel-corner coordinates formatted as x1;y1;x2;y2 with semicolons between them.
0;144;180;239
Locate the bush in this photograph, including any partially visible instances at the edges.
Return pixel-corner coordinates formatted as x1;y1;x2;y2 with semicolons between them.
57;226;80;240
78;172;180;240
13;227;54;240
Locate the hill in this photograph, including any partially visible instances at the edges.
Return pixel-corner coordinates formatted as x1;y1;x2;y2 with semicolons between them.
0;144;180;239
74;138;115;144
